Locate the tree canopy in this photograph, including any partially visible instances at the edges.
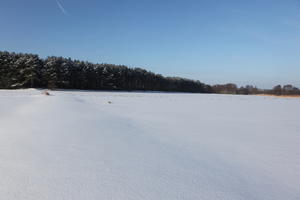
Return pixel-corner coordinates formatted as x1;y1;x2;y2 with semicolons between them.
0;51;212;93
1;51;299;95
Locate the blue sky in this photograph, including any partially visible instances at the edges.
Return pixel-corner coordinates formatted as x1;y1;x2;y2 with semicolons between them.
1;0;300;88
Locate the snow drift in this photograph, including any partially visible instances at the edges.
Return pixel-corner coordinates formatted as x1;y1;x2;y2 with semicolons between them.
0;89;299;200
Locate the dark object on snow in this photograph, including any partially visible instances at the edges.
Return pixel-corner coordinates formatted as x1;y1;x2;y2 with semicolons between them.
43;91;50;96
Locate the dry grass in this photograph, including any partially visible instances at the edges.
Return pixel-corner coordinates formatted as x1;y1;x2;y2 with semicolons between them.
256;94;300;98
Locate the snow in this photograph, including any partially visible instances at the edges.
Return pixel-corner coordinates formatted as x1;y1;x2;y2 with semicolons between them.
0;89;300;200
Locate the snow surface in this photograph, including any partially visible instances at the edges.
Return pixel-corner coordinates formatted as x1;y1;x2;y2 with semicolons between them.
0;89;300;200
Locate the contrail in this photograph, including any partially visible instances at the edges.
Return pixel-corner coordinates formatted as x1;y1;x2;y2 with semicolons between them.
56;0;68;15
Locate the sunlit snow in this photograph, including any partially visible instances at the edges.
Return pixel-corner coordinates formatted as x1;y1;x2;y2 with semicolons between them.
0;89;299;200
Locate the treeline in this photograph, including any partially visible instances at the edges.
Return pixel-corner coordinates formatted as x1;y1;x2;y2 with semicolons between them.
1;51;299;95
0;51;212;93
212;83;300;95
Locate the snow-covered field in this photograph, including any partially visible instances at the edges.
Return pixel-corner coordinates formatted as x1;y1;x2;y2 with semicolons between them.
0;89;300;200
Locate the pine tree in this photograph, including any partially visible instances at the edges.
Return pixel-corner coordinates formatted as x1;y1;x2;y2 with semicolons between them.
0;51;214;93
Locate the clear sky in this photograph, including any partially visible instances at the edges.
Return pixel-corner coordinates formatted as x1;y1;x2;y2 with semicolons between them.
1;0;300;88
